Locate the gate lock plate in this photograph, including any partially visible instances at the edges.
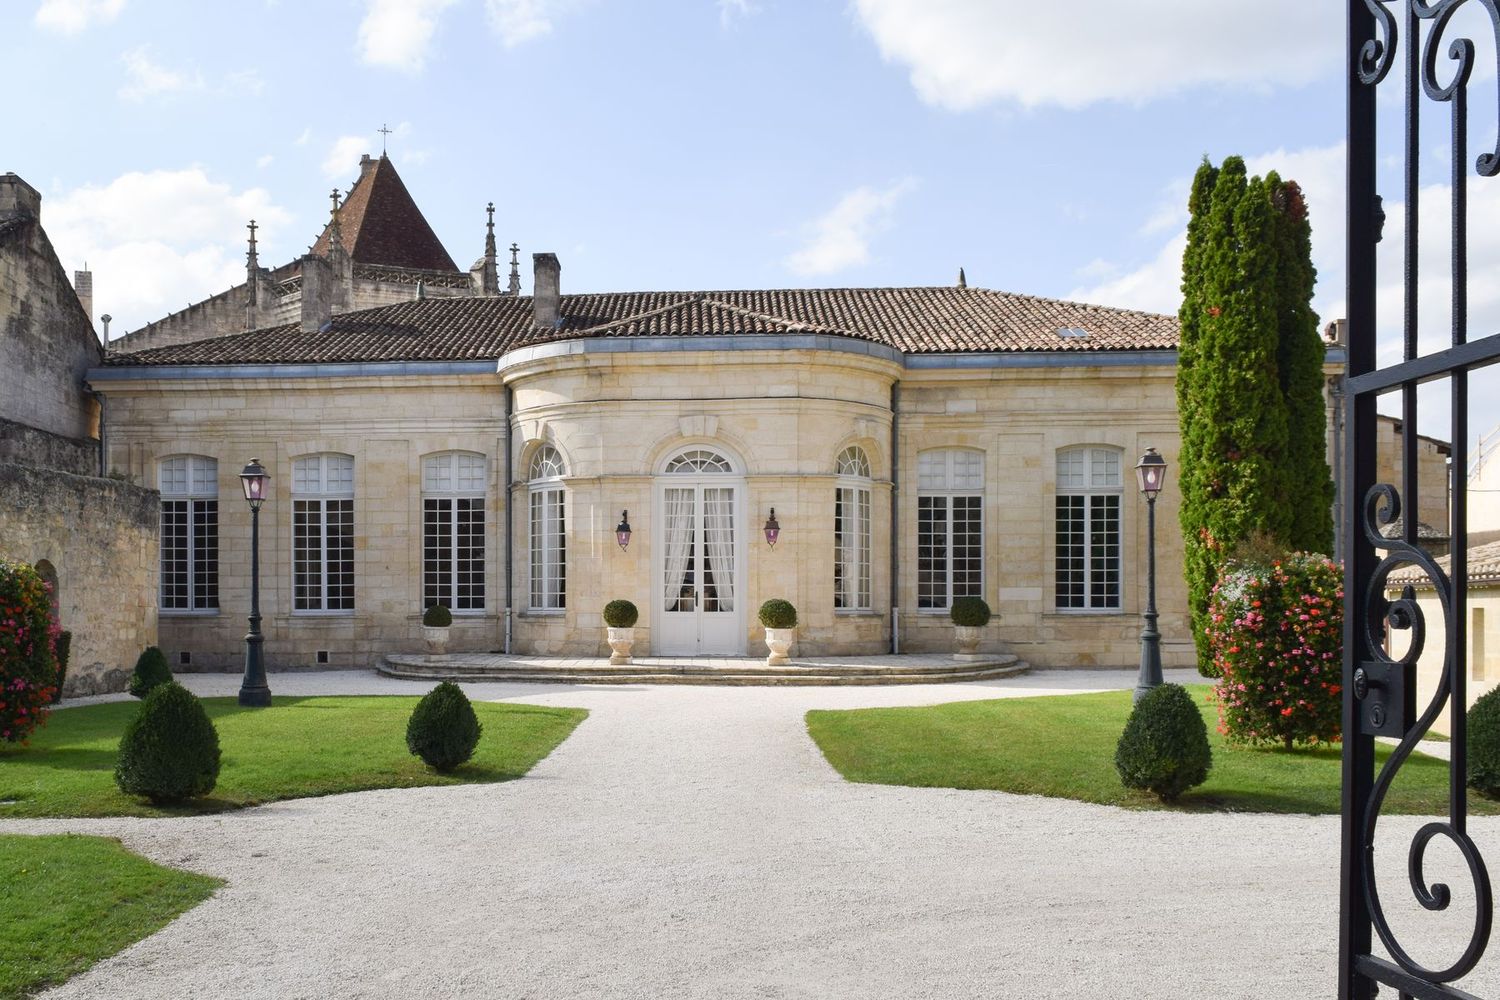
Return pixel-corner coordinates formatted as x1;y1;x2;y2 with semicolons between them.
1354;660;1413;739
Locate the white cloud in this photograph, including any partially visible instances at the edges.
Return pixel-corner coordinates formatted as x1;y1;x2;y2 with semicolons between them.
718;0;758;29
322;136;369;181
43;169;294;337
851;0;1340;111
294;127;312;146
118;46;205;102
256;154;274;169
356;0;458;73
34;0;124;34
485;0;565;47
785;179;916;277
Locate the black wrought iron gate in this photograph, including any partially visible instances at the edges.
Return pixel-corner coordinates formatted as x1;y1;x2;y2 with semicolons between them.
1343;3;1498;997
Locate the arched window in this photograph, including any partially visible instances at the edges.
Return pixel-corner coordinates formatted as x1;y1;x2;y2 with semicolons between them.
292;454;355;612
916;449;984;609
529;446;566;611
665;449;734;474
158;455;218;611
835;447;872;610
423;452;486;612
1055;445;1122;611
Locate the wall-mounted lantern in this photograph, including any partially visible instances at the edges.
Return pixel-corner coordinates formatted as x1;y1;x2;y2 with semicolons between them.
763;508;781;548
615;510;632;551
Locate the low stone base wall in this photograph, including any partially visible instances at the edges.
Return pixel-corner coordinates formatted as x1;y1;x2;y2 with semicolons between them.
0;462;157;696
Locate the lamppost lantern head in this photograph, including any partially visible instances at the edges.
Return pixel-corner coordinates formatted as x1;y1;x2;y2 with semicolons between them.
764;508;781;548
1135;447;1168;500
239;458;270;511
615;510;632;551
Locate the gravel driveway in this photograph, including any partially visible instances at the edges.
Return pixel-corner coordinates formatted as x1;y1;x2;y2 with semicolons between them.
5;668;1498;999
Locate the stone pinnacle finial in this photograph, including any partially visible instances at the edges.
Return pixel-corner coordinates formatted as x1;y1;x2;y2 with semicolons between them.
479;203;499;295
246;219;259;268
957;267;967;288
327;189;345;255
507;242;521;296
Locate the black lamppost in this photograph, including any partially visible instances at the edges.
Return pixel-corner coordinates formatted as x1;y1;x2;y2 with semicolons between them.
238;458;271;707
1134;447;1168;704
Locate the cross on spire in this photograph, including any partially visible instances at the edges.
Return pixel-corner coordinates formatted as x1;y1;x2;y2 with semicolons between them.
378;123;392;154
486;202;495;234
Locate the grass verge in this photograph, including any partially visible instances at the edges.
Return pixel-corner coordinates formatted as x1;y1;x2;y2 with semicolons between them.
0;696;587;818
806;685;1491;815
0;834;221;999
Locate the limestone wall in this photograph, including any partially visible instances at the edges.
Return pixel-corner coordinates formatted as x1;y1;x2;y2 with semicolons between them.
0;416;96;476
100;373;508;670
95;345;1205;669
0;202;101;440
0;463;157;695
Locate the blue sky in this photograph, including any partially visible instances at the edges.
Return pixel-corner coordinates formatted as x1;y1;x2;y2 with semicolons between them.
15;0;1500;458
8;0;1357;338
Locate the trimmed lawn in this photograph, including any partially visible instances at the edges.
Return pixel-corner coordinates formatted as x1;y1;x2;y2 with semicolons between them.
806;685;1494;815
0;834;221;1000
0;696;587;818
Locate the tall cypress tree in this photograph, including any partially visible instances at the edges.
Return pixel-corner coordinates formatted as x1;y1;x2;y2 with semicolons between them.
1177;159;1292;674
1268;173;1335;553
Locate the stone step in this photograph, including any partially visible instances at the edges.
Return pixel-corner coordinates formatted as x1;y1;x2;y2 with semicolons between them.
375;658;1031;687
381;653;1019;679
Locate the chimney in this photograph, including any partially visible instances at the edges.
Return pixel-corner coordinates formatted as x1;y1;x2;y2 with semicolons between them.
300;254;335;333
74;269;93;324
0;173;41;219
533;253;560;330
359;153;377;179
100;314;112;344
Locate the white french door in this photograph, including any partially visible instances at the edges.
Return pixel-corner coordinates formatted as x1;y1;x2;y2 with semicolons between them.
657;483;743;654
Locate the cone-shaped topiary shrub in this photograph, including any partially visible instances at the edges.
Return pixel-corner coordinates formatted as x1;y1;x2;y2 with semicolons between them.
406;681;482;772
758;599;797;629
950;596;992;627
1115;683;1213;802
422;604;453;627
603;600;639;628
1469;688;1500;798
51;630;72;705
114;682;222;804
129;646;173;699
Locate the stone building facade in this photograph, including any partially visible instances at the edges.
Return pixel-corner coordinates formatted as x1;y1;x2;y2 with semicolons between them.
0;173;157;694
91;238;1349;670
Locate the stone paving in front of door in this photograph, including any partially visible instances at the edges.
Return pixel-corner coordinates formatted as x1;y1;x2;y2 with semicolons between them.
5;667;1497;999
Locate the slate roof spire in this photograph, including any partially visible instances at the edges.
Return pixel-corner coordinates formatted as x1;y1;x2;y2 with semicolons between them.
310;154;459;272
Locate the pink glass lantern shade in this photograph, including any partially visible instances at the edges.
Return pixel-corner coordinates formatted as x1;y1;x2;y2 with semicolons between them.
1134;448;1168;500
763;508;781;548
239;458;270;511
615;510;632;551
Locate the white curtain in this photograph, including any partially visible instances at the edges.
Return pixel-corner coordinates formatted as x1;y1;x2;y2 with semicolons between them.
836;487;854;608
703;487;735;612
663;488;695;610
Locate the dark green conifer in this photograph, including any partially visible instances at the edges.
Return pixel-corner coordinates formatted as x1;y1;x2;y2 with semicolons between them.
1177;159;1292;674
1268;172;1335;553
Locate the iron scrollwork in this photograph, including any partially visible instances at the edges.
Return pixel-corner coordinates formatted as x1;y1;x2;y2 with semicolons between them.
1361;484;1493;983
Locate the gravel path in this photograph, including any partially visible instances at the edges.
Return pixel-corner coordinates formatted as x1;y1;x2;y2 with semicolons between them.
6;668;1499;999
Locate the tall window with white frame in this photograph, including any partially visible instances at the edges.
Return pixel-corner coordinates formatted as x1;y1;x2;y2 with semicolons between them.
1055;445;1123;611
834;446;872;611
529;446;566;611
159;455;219;611
916;449;984;609
422;452;486;612
292;454;355;612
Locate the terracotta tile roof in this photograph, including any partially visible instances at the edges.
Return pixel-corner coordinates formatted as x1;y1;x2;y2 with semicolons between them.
1389;538;1500;588
310;155;459;273
101;286;1180;367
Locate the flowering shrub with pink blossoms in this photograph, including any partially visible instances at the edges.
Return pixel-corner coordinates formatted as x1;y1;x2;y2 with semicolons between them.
1206;552;1342;750
0;559;59;744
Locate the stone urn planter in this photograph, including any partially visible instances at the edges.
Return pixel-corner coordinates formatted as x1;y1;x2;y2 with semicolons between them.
607;627;636;665
603;599;639;665
759;598;798;667
950;596;992;663
422;604;452;656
